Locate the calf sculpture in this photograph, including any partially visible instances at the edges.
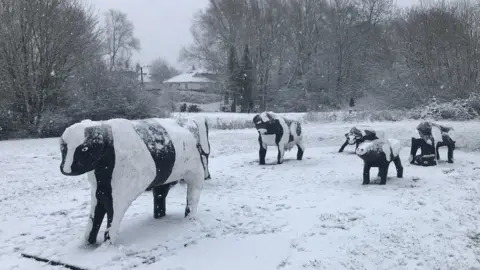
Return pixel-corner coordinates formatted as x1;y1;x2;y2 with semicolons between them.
338;127;379;153
253;111;305;165
177;115;211;179
356;139;404;185
410;121;455;165
59;118;206;245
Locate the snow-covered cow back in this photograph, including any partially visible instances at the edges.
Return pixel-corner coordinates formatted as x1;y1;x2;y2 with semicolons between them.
60;118;205;245
253;111;305;165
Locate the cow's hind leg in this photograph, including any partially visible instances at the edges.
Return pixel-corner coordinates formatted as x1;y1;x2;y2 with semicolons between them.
152;184;171;219
296;141;305;160
184;166;205;218
277;143;286;164
393;156;403;178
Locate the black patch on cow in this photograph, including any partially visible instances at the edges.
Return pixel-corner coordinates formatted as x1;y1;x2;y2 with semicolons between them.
296;122;302;136
132;120;176;189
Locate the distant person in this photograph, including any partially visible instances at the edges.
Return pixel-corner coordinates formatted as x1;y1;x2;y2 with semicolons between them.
349;97;355;113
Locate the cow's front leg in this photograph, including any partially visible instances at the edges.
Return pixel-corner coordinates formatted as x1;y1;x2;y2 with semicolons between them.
259;144;267;165
378;165;389;185
103;197;132;245
296;141;305;160
277;143;285;164
152;184;171;219
339;139;349;152
85;189;106;245
363;163;371;185
184;166;205;218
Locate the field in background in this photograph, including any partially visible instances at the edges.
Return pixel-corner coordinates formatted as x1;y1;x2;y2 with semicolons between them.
171;112;480;152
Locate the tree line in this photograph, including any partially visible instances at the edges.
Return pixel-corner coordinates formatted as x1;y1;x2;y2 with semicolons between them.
180;0;480;112
0;0;179;139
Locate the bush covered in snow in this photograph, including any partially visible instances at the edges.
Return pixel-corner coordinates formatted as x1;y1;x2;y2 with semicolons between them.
408;97;479;121
172;90;222;105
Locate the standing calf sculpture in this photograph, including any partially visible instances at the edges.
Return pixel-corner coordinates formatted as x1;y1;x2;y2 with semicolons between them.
59;118;206;245
253;111;305;165
177;115;211;179
356;139;403;185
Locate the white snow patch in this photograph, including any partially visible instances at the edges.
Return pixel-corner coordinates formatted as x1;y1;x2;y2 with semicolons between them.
2;120;480;270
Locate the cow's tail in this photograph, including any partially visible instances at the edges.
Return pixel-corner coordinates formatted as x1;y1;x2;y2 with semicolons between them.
191;115;210;156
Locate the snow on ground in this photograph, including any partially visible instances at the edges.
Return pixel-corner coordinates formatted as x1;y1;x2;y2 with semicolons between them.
1;120;480;270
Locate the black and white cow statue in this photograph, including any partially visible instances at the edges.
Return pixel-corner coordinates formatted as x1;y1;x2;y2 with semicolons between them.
410;121;455;165
252;111;305;165
338;127;379;153
177;115;211;180
355;138;403;185
59;118;206;245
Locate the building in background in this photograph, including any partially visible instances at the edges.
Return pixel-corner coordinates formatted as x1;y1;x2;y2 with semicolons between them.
162;68;219;93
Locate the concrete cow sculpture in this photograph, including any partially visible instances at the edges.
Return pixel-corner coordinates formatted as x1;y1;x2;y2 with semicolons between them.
410;121;456;165
252;111;305;165
59;118;205;245
355;139;404;185
177;115;211;180
338;127;379;153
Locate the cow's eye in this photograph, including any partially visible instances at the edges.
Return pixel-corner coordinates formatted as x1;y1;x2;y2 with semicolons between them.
82;146;89;152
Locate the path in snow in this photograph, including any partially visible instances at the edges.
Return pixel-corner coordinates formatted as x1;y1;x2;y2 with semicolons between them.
1;123;480;270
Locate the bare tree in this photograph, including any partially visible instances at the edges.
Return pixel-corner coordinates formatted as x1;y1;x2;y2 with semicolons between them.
149;57;180;83
103;9;140;71
0;0;102;127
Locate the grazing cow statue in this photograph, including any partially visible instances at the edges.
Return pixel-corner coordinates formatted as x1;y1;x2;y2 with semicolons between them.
59;118;205;245
252;111;305;165
338;127;379;153
177;115;211;180
355;139;404;185
410;121;455;166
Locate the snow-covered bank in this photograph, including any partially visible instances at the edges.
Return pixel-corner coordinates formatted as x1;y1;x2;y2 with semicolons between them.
1;121;480;269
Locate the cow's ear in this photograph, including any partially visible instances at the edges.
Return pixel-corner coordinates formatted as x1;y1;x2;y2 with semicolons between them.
84;125;106;145
265;112;275;121
345;133;349;138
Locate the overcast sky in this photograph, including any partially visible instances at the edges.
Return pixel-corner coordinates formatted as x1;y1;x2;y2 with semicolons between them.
90;0;420;71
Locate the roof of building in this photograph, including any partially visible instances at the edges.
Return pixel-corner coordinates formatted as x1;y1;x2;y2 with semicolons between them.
163;69;218;84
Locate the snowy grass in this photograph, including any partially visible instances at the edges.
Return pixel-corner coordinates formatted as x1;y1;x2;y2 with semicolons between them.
2;121;480;269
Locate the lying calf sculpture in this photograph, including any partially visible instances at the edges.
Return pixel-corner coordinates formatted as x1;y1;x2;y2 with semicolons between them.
356;139;403;185
338;127;379;153
410;121;455;165
60;118;205;245
253;111;305;165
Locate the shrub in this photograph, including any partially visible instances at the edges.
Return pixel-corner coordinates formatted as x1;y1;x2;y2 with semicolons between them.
187;104;201;113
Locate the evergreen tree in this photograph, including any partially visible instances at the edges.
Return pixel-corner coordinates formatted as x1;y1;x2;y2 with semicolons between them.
240;44;254;112
227;45;241;112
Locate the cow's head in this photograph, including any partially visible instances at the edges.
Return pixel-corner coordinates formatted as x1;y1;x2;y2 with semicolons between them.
60;120;111;176
345;127;363;145
253;111;279;135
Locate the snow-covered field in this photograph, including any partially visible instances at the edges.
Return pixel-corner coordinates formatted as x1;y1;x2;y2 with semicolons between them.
2;119;480;270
